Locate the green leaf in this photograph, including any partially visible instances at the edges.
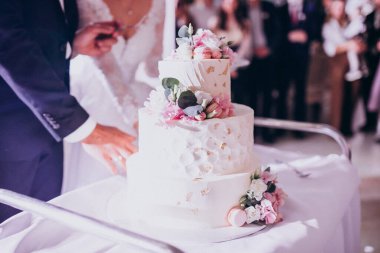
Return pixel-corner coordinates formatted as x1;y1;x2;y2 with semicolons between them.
178;25;189;38
227;41;233;46
239;195;248;204
264;167;271;172
177;90;197;109
162;78;180;90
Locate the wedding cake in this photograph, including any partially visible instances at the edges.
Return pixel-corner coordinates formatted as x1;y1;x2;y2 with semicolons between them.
125;25;284;229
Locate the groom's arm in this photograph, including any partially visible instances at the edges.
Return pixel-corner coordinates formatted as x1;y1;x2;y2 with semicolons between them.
0;0;92;141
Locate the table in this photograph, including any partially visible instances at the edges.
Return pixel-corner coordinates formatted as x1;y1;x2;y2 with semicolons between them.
0;146;360;253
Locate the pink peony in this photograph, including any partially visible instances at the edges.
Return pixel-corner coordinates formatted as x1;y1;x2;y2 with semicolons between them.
263;187;286;213
194;46;212;60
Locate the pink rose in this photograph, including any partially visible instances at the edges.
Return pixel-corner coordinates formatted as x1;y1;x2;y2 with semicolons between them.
194;112;207;121
211;49;222;59
194;46;212;60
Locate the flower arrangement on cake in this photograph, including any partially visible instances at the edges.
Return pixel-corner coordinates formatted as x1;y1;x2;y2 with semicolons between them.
171;23;235;62
145;77;234;122
228;167;287;227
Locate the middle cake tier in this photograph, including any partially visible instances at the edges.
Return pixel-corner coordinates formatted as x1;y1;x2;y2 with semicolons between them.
138;104;255;178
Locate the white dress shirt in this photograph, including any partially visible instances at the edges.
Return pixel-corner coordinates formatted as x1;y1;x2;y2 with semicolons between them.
58;0;97;142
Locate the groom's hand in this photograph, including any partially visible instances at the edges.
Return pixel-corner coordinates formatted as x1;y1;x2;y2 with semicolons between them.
82;124;136;174
73;21;120;57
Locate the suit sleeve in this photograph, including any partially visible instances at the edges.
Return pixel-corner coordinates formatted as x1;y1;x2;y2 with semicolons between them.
0;0;89;142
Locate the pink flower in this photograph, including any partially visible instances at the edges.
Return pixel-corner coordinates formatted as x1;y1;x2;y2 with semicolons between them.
163;103;185;121
208;94;234;119
263;187;286;213
194;46;212;60
193;29;221;50
211;49;222;59
260;199;277;224
194;112;206;121
261;170;276;184
222;46;236;64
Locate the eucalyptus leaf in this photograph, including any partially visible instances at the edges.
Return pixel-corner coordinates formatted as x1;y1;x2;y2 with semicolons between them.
177;90;197;109
176;37;191;46
267;183;276;193
162;77;180;90
178;25;189;38
183;105;204;117
164;88;171;100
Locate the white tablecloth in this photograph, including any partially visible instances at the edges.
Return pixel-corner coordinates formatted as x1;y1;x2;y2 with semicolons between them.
0;146;361;253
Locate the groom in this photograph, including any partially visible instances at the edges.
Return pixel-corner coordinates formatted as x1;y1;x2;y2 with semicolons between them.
0;0;135;222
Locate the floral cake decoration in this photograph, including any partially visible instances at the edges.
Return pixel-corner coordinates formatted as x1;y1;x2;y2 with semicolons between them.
228;167;287;227
145;77;233;122
170;23;235;62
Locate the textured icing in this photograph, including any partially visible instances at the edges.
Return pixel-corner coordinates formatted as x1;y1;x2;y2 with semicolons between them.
138;104;254;178
158;59;231;100
126;155;252;228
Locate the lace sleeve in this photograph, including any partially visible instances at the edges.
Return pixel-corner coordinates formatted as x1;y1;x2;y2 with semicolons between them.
76;0;113;28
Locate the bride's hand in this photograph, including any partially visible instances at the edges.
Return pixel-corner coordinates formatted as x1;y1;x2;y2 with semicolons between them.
82;124;136;174
73;21;120;57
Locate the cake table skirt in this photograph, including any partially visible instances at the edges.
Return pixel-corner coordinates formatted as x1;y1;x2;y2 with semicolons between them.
0;145;360;253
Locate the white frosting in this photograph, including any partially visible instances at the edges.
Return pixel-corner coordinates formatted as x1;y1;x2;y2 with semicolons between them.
158;59;231;100
138;104;255;178
126;155;252;228
124;59;257;229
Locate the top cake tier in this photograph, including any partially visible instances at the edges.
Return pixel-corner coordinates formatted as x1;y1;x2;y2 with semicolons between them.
159;59;231;100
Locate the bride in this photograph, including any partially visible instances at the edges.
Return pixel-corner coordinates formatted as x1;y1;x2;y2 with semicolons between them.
63;0;165;192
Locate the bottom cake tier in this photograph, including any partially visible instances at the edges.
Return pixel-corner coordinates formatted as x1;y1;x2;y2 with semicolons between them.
125;154;254;229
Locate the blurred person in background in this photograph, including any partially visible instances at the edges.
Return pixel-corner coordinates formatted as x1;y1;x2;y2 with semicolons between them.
362;0;380;132
189;0;217;30
322;0;367;136
247;0;282;142
368;58;380;142
275;0;323;138
176;0;195;31
367;0;380;142
210;0;252;105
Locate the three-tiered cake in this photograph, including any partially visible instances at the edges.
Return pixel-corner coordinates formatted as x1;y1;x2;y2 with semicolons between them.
125;26;259;228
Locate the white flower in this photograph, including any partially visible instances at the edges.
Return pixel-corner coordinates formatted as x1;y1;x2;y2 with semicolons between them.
245;205;261;224
247;179;268;201
194;91;213;108
144;87;168;113
176;43;193;60
194;29;222;51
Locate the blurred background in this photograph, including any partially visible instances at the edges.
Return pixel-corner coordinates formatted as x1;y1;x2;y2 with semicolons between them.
174;0;380;252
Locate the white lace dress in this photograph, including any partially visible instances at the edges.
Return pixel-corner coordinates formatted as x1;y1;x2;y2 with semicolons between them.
63;0;165;192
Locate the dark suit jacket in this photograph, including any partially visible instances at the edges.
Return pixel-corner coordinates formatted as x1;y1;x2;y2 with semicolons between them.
258;1;282;57
278;0;324;53
0;0;89;160
364;11;380;75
